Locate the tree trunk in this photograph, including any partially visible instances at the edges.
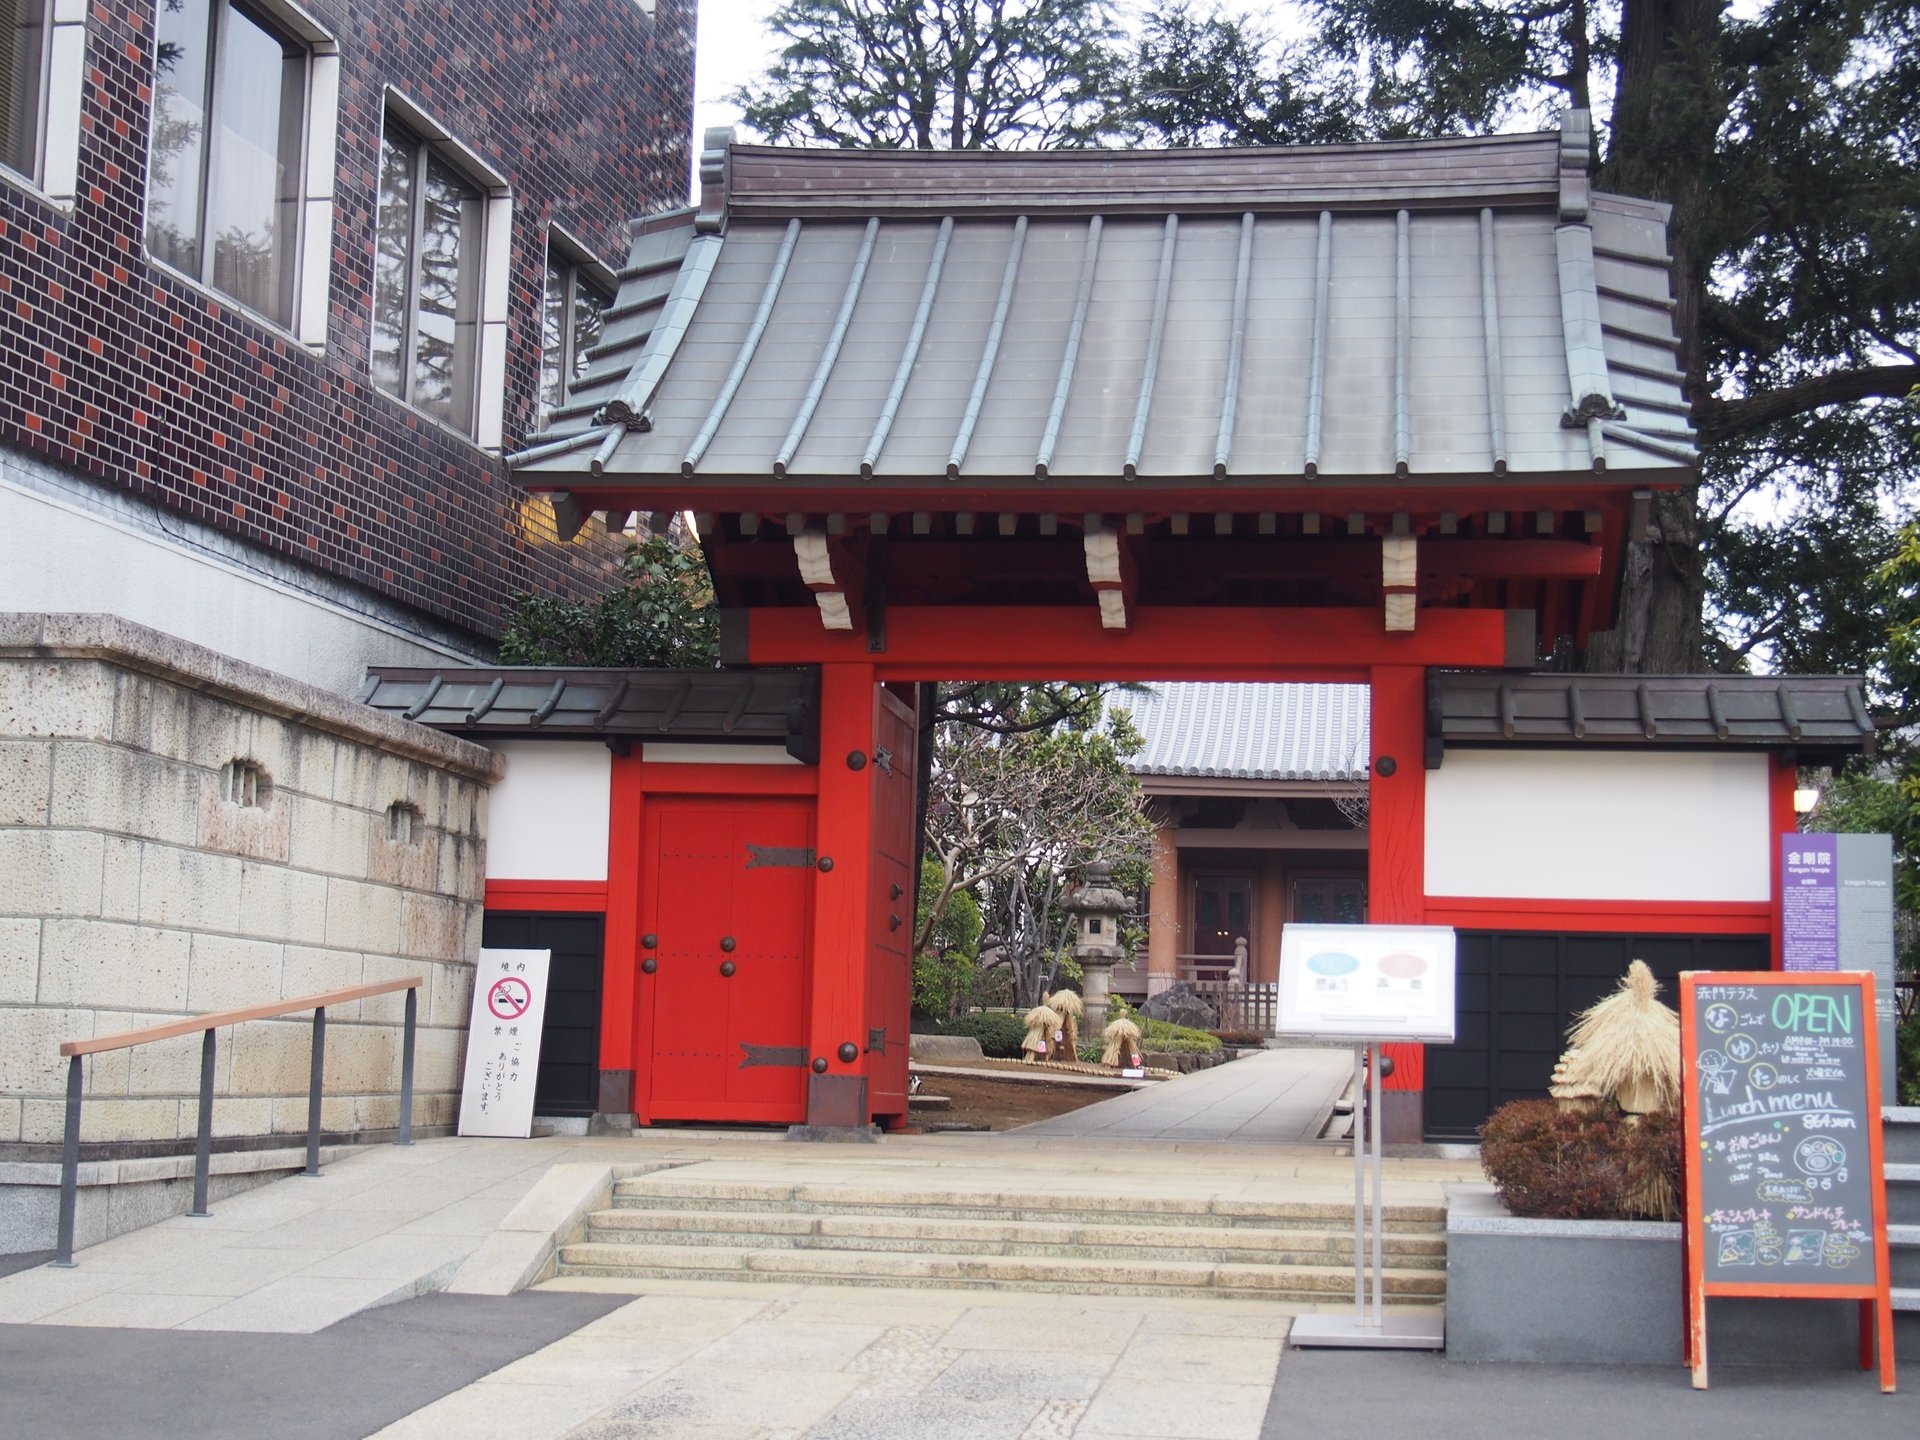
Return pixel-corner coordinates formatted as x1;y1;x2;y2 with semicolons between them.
1584;0;1726;674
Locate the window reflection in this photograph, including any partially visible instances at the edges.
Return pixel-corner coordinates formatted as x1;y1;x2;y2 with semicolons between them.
372;124;484;435
145;0;305;328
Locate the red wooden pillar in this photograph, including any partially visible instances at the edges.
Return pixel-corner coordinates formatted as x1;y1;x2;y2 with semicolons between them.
604;749;646;1122
1369;664;1428;1143
805;661;879;1128
1769;756;1798;970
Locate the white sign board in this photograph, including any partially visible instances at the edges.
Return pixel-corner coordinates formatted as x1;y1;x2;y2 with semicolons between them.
1276;924;1458;1044
457;948;552;1137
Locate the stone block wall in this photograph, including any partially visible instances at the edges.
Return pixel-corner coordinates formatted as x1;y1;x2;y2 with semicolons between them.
0;614;502;1150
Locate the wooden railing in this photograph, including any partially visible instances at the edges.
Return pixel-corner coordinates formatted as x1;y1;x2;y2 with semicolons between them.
53;977;424;1267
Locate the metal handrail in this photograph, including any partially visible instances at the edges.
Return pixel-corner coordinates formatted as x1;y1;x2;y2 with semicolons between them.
52;976;424;1267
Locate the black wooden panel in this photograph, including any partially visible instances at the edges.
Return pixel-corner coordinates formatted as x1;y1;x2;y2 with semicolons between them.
480;911;605;1118
1424;929;1769;1142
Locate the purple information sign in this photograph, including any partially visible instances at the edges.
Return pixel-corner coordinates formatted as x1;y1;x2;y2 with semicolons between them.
1781;833;1838;971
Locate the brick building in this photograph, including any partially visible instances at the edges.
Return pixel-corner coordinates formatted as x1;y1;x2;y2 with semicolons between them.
0;0;694;1251
0;0;695;687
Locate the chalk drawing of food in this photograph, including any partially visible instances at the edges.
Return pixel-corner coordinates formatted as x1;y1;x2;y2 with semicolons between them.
1717;1231;1758;1266
1793;1137;1846;1177
1785;1230;1824;1264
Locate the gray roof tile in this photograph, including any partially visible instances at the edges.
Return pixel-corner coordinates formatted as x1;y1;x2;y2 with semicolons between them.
512;117;1692;491
1114;682;1370;781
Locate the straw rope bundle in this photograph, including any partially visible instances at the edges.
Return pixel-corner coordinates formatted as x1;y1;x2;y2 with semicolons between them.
1101;1017;1143;1068
1048;989;1085;1059
1562;960;1681;1115
1022;1005;1063;1062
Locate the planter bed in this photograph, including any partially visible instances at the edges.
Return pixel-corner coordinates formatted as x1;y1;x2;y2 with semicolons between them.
1445;1184;1867;1366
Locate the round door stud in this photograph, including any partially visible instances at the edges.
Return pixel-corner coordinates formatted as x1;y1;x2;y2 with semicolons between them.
641;958;657;974
817;855;834;872
811;1057;828;1074
720;960;736;977
720;936;736;952
641;934;657;949
890;883;904;900
837;1041;858;1063
846;750;867;771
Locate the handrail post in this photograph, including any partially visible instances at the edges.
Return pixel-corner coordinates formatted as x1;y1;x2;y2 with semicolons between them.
304;1006;327;1177
189;1028;217;1217
52;1055;83;1267
397;987;417;1147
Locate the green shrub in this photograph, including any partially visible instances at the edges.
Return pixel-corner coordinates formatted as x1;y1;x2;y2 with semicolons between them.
1900;1014;1919;1106
1137;1018;1221;1054
1211;1030;1267;1048
930;1012;1026;1059
1479;1099;1683;1221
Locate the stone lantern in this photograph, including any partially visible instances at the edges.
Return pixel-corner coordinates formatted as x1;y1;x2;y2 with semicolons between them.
1063;861;1131;1016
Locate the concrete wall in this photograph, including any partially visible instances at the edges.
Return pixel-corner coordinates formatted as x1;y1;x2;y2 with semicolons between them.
0;614;503;1156
1;459;486;696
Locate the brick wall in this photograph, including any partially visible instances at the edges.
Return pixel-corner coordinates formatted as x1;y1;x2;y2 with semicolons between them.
0;614;502;1149
0;0;694;643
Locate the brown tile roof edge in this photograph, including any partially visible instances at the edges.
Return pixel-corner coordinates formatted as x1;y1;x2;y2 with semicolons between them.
719;129;1564;218
1428;671;1875;761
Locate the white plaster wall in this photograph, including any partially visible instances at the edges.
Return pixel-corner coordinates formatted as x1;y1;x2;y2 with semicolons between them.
485;742;611;881
1;464;481;695
641;743;799;765
1425;749;1772;902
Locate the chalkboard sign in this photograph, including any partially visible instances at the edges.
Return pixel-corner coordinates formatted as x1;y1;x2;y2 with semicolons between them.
1680;971;1895;1390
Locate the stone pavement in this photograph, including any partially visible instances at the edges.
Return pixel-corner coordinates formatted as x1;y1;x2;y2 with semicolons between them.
380;1280;1301;1440
1013;1046;1352;1143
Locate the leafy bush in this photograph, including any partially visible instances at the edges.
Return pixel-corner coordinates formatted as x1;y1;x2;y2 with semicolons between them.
1479;1100;1683;1221
928;1012;1026;1059
1211;1030;1268;1048
1900;1014;1919;1106
1137;1017;1221;1054
500;536;718;668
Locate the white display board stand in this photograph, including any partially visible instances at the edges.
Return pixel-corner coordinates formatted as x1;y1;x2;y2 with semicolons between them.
457;948;552;1138
1278;924;1457;1351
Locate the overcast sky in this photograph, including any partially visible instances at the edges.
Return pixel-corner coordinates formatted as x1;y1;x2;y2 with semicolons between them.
693;1;782;171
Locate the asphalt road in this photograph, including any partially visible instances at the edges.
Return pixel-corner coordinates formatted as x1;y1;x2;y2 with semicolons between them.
0;1291;628;1439
1265;1348;1919;1440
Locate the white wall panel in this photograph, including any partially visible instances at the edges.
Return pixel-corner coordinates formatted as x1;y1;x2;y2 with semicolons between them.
641;743;800;765
486;742;610;881
1425;750;1771;902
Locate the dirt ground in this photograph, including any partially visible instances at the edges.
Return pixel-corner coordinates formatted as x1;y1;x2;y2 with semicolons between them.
907;1071;1128;1131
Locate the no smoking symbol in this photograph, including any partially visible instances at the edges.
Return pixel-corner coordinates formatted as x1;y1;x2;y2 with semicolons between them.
487;976;532;1020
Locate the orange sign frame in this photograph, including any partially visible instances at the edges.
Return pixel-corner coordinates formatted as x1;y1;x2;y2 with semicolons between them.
1680;971;1896;1392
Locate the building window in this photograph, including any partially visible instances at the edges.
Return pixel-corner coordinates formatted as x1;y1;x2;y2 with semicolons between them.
540;237;615;426
0;0;46;180
373;120;496;436
147;0;314;328
1;0;82;203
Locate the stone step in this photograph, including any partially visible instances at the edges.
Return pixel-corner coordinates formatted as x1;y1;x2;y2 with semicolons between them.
580;1207;1448;1269
1894;1286;1919;1313
1887;1165;1920;1227
1890;1225;1920;1288
554;1241;1447;1302
607;1180;1443;1233
1882;1110;1920;1167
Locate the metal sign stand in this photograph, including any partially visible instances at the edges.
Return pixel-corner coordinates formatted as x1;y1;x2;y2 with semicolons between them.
1289;1041;1445;1350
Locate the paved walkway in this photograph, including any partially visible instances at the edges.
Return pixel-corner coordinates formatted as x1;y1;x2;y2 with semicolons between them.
1013;1046;1351;1143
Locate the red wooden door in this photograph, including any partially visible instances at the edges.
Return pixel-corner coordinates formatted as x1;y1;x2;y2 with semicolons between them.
865;687;919;1119
641;796;812;1123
